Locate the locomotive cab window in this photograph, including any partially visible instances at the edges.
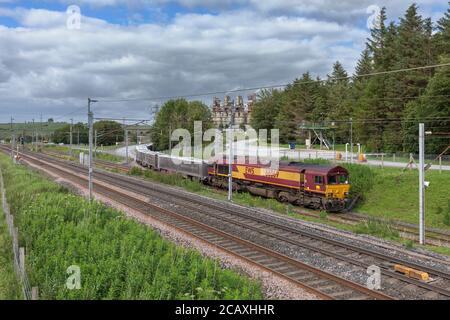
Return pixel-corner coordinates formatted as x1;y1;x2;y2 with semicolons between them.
314;176;324;185
339;175;348;184
328;175;337;185
217;165;229;175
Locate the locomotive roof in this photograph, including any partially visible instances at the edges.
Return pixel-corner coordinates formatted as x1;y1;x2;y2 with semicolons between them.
285;162;348;175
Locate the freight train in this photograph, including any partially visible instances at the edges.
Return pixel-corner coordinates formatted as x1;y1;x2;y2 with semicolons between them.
135;145;350;212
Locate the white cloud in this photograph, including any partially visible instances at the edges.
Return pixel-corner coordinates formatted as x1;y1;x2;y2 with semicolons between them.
0;1;447;122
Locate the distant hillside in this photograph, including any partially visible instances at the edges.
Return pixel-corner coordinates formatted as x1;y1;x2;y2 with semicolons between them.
0;122;67;141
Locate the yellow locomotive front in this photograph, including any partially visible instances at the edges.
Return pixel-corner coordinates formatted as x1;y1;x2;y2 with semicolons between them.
325;173;350;200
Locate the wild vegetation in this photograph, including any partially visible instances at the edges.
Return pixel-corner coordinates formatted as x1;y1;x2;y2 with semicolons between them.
0;199;21;299
250;3;450;154
0;155;262;300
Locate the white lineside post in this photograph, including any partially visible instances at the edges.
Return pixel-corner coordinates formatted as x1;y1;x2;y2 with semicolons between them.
439;156;442;174
419;123;425;245
31;287;39;300
19;247;25;275
345;143;349;162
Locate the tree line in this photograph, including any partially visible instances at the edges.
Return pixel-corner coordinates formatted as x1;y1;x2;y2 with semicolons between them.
250;3;450;154
52;121;125;146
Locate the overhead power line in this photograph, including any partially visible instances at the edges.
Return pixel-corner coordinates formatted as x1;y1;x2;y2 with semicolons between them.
94;62;450;103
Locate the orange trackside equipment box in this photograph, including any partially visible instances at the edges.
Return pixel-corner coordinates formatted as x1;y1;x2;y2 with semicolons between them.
394;264;429;281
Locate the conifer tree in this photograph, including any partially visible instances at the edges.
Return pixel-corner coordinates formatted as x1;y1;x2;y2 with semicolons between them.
435;2;450;57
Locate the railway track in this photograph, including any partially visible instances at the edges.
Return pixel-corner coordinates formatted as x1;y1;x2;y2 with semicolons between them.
5;149;450;298
4;147;450;299
293;208;450;247
36;146;450;247
38;149;131;173
0;146;396;300
62;166;450;299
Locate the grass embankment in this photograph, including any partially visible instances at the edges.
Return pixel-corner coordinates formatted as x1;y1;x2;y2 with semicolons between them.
42;145;125;163
0;154;262;300
0;194;21;299
357;167;450;229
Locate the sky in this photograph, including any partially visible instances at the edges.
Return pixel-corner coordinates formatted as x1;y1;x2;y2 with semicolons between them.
0;0;448;123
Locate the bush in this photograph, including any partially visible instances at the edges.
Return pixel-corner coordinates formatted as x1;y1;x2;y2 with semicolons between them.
355;218;399;240
319;211;328;220
443;211;450;227
404;240;415;250
129;167;144;176
343;164;375;200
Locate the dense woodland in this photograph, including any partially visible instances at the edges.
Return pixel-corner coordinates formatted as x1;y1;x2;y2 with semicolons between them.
250;3;450;154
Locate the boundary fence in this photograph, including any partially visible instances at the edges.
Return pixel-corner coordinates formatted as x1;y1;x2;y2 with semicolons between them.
0;167;38;300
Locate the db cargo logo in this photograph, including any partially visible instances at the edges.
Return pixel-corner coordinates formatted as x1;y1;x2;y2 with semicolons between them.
262;168;279;178
245;167;255;175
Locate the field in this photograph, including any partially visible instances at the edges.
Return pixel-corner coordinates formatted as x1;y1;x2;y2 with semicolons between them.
0;122;66;141
42;144;125;163
0;154;262;300
357;167;450;229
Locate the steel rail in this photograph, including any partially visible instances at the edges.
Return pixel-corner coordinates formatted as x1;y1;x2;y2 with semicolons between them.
9;149;394;300
5;146;450;296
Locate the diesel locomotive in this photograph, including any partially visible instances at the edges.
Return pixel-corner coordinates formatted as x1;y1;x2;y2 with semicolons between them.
135;145;350;212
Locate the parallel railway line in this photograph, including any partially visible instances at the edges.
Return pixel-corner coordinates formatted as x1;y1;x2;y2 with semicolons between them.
0;146;394;300
293;209;450;247
4;146;450;299
39;145;450;247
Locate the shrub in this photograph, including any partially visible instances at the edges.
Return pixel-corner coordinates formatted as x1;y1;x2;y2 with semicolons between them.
319;211;328;220
404;240;415;250
355;218;399;240
443;211;450;227
129;167;143;176
343;164;376;200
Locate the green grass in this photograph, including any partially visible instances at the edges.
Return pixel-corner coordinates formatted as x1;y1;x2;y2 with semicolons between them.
42;145;125;163
0;154;262;300
355;218;400;240
0;122;66;141
357;167;450;230
0;197;21;300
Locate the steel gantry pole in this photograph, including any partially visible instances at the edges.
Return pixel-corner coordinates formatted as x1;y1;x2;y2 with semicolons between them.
10;117;15;161
88;98;97;201
419;123;425;245
350;117;353;164
124;118;129;164
70;118;73;157
228;106;235;202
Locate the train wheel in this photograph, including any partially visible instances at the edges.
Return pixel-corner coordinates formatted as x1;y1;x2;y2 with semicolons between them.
277;192;290;203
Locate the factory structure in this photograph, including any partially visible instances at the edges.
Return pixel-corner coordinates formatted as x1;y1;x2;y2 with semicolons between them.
211;94;256;129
